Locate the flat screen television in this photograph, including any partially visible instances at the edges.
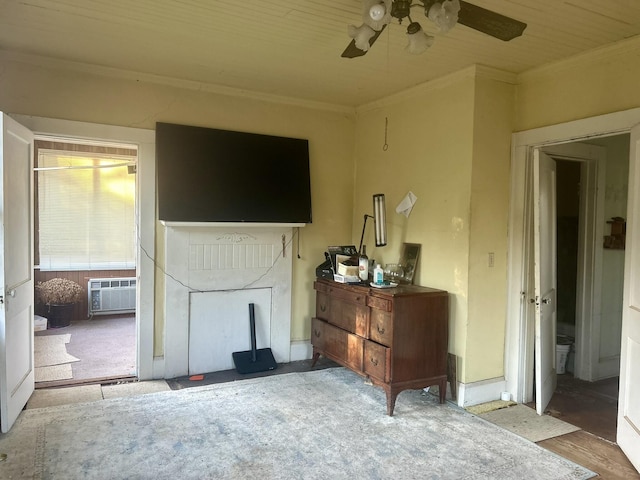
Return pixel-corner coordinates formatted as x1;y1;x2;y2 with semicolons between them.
156;122;312;224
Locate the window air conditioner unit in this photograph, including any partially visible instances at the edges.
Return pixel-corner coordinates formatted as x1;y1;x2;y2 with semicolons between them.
88;277;136;316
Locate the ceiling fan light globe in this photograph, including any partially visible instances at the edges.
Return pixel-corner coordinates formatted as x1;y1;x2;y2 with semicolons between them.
362;0;392;31
369;4;385;21
427;0;460;33
406;22;434;54
348;23;376;51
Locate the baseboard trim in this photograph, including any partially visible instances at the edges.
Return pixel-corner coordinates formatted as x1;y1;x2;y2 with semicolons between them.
290;341;312;362
151;356;165;380
457;377;506;407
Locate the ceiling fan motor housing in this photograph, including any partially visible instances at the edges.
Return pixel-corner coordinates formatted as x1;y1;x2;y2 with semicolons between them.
390;0;412;20
391;1;442;22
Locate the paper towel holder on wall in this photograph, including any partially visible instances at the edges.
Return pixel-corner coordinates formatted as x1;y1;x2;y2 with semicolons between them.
358;194;387;254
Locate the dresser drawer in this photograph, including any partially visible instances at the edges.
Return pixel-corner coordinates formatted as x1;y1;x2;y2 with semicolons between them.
316;293;367;336
312;318;363;372
316;292;331;319
316;280;366;304
369;309;392;347
367;295;392;312
363;340;390;382
311;317;328;350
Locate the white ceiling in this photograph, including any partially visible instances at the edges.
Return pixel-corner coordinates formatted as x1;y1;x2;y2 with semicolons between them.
1;0;639;107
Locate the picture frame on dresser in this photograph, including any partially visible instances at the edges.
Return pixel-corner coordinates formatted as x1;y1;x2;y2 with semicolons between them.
399;242;420;284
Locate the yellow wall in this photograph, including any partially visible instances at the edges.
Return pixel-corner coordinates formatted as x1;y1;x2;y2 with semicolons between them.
353;67;516;383
465;74;515;382
0;53;356;356
515;37;640;131
354;70;474;381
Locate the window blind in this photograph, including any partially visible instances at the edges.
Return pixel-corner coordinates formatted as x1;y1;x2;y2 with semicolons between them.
37;150;136;271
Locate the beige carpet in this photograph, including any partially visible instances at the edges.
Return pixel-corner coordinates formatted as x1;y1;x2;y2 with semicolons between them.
0;368;595;479
34;334;79;382
479;403;581;442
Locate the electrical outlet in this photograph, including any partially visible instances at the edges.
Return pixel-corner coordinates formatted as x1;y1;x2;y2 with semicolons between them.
488;252;495;267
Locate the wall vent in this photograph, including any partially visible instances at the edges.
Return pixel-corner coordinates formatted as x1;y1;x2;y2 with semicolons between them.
88;277;136;316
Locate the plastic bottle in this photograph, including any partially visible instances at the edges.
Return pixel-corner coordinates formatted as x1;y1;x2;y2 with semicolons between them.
373;264;384;285
358;245;369;282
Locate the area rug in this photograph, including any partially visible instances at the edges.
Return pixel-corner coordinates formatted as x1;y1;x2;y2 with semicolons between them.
34;334;79;382
33;364;73;383
479;404;581;442
466;399;517;415
0;368;595;480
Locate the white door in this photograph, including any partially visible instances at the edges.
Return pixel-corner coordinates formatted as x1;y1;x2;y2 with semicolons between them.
540;143;607;383
0;113;34;432
534;149;558;415
618;123;640;471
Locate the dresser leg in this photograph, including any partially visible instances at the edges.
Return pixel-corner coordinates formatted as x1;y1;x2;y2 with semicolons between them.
311;350;321;368
385;389;397;416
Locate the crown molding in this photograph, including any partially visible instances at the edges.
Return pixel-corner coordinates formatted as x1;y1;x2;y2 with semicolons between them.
0;49;355;115
518;34;640;83
356;64;517;113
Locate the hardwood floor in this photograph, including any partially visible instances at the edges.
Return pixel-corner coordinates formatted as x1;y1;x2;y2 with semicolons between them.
535;374;639;479
538;431;638;480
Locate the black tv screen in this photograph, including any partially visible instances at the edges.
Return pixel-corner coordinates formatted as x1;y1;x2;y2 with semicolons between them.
156;122;312;223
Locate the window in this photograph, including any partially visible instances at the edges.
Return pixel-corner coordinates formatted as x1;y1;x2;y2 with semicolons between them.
35;141;137;271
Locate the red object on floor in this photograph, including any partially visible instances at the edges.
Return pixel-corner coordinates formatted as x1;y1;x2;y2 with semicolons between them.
189;374;204;381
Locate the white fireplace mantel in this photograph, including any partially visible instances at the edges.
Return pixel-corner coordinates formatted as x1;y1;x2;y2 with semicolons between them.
162;224;295;378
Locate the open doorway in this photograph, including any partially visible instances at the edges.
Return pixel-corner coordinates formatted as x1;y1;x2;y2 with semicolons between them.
531;134;629;439
33;138;138;387
507;109;640;468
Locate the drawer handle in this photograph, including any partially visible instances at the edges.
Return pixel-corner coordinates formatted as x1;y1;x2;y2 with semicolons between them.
320;304;327;312
356;296;361;301
314;329;321;338
370;357;378;366
377;325;385;334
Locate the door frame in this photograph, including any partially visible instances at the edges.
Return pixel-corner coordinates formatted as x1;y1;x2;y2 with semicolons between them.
506;107;640;403
10;114;157;380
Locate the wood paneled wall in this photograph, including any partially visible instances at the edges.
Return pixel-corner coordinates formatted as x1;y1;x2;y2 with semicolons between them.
35;269;136;321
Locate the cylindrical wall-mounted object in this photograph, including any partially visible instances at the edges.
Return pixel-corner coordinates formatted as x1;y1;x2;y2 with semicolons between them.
373;193;387;247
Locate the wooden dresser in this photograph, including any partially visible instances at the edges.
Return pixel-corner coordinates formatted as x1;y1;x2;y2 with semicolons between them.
311;278;449;415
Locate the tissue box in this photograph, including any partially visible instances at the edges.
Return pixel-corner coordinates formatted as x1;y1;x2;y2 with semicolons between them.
333;274;360;284
34;315;47;332
337;262;359;277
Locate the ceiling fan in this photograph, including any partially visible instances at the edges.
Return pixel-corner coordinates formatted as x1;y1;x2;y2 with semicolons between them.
342;0;527;58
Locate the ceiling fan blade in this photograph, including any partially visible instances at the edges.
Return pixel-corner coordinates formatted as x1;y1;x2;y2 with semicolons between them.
458;1;526;41
341;25;386;58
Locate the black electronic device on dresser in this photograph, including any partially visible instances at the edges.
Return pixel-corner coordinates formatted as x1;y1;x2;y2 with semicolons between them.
316;253;334;280
315;245;359;280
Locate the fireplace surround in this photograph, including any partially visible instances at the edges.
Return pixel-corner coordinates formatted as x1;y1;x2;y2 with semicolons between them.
162;224;294;378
